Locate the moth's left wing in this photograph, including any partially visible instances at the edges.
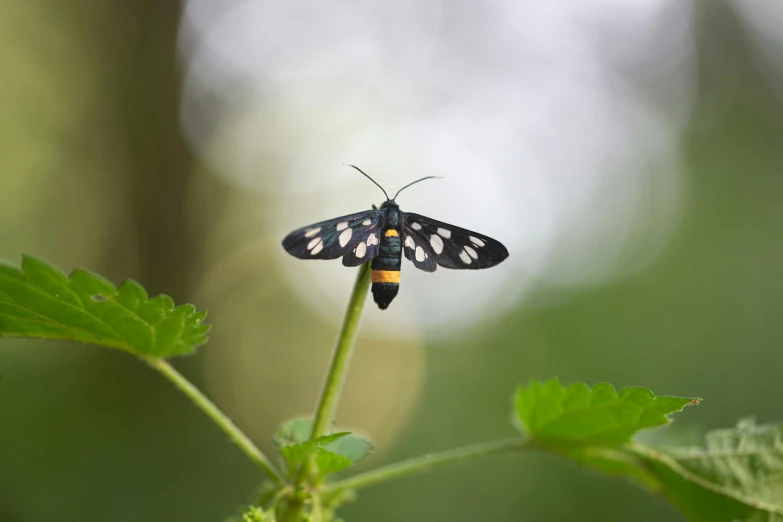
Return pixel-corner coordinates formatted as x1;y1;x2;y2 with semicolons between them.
401;212;509;272
282;209;383;266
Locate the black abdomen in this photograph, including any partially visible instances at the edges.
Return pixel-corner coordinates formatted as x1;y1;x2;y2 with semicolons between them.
371;230;401;309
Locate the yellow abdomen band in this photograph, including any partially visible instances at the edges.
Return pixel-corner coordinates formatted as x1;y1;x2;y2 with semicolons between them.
384;229;399;237
371;270;400;283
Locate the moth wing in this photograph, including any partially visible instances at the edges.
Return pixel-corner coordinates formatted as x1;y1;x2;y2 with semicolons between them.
401;212;509;271
340;225;382;267
282;209;382;265
400;220;438;273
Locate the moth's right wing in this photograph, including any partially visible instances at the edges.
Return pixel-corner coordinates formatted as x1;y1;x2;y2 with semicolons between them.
401;212;509;272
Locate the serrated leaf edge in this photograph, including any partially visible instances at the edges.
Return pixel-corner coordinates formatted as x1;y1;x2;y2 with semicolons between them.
515;380;697;444
0;256;210;356
631;443;783;516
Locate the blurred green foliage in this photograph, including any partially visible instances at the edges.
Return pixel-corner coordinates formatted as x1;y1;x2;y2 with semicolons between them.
1;1;783;522
5;253;775;521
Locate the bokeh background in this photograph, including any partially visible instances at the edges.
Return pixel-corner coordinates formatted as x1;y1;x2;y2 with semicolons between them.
1;1;782;521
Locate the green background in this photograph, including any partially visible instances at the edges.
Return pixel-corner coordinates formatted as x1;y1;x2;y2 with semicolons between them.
1;2;781;521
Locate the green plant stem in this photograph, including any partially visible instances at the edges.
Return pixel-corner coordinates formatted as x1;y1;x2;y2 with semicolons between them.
144;357;284;485
323;438;531;494
310;263;372;439
280;264;372;522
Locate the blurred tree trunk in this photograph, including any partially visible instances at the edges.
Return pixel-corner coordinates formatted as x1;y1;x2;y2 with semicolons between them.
102;0;196;301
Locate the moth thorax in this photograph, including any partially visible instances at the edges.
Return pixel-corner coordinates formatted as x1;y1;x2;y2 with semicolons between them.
384;206;400;227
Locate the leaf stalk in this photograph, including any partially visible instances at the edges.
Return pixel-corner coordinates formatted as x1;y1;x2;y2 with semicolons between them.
322;437;531;495
145;357;284;484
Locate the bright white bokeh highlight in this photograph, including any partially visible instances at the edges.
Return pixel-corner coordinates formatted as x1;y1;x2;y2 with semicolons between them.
178;0;704;334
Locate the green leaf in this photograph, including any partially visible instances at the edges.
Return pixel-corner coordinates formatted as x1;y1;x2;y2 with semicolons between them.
280;433;353;479
512;380;698;495
326;433;373;463
274;417;373;464
633;419;783;522
0;256;210;357
243;507;274;522
312;448;354;478
276;422;373;480
274;417;313;447
224;506;275;522
514;379;698;445
281;433;352;468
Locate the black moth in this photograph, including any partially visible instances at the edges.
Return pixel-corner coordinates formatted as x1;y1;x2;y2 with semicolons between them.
282;165;509;310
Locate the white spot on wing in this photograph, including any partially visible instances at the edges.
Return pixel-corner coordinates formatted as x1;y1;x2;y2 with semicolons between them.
429;234;444;254
470;236;485;247
459;249;472;264
338;228;353;247
336;221;349;231
405;236;415;249
411;222;422;230
464;245;478;259
367;233;379;246
310;239;324;255
307;237;320;250
437;228;451;239
304;227;321;238
362;219;372;226
415;246;425;262
355;242;367;258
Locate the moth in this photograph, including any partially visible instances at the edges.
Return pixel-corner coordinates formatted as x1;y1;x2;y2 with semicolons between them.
282;165;509;309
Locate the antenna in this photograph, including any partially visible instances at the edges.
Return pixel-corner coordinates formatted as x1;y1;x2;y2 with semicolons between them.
392;176;443;201
344;164;390;201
